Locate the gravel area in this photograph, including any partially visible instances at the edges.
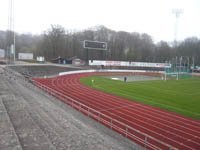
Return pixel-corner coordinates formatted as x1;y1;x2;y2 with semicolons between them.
0;65;145;150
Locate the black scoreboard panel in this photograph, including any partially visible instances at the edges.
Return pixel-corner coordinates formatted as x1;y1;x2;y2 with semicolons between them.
84;40;107;50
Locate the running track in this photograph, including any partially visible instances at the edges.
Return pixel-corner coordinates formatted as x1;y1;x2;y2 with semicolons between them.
33;72;200;150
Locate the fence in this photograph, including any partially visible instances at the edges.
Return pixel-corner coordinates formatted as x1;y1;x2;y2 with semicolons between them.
33;79;177;150
3;67;177;150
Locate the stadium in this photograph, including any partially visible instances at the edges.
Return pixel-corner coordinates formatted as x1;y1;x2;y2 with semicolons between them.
1;0;200;149
1;57;199;150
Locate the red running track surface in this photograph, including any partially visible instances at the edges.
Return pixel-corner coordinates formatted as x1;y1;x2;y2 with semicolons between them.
33;72;200;150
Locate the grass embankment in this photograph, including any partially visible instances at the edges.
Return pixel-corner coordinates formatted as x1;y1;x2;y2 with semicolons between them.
18;59;37;63
80;76;200;120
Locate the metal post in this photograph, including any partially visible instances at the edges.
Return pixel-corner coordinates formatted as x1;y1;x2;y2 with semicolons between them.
192;56;195;77
125;127;128;137
180;56;182;79
176;56;177;72
88;108;90;117
165;62;167;81
13;0;15;63
110;119;112;129
86;48;88;65
187;56;189;73
14;42;15;63
98;113;100;122
144;136;147;148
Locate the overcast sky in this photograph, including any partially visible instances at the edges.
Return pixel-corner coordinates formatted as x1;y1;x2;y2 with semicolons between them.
0;0;200;42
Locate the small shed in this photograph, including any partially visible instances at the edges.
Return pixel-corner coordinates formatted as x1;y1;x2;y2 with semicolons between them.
51;57;67;64
36;56;45;63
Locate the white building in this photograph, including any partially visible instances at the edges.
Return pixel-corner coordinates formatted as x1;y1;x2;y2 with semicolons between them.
0;49;5;58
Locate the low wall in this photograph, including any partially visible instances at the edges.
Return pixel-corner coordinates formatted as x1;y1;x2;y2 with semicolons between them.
59;69;164;76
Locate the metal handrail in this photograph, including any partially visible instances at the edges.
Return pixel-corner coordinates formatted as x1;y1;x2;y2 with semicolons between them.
2;67;177;150
32;79;177;150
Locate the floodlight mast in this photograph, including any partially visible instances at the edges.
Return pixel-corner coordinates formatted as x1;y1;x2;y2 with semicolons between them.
7;0;15;64
13;0;15;62
172;9;183;43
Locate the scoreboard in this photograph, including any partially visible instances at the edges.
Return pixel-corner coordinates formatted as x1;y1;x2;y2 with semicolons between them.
84;40;107;50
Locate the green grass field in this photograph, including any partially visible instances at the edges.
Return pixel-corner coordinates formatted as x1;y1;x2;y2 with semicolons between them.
80;76;200;120
18;59;37;63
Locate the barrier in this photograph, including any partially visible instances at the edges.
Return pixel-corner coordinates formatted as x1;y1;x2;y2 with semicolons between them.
59;69;164;76
3;67;178;150
33;79;177;150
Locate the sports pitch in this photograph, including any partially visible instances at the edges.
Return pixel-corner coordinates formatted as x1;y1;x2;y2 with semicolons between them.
80;75;200;120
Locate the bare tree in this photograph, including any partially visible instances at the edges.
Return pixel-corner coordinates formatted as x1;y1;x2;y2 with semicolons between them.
42;25;65;60
1;25;200;65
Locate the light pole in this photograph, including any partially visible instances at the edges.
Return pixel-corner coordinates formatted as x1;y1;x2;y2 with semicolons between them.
172;9;183;44
8;0;15;64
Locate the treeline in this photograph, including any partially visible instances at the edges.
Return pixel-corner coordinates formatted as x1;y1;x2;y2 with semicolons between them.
0;25;200;64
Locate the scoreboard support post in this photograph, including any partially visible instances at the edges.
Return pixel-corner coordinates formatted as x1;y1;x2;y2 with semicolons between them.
83;40;107;65
86;48;89;65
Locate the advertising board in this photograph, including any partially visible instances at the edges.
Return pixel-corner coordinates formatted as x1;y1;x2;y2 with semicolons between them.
18;53;33;60
0;49;5;58
89;60;171;68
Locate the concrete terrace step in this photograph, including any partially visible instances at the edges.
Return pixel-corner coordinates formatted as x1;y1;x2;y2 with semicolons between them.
0;74;56;150
0;97;23;150
1;95;56;150
0;66;145;150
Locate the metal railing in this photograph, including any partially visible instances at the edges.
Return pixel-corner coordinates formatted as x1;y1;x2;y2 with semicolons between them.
2;67;178;150
33;79;178;150
2;67;177;150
